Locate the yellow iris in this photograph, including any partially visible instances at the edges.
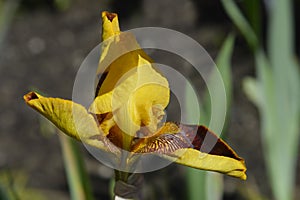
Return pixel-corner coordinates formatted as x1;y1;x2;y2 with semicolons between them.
24;11;246;180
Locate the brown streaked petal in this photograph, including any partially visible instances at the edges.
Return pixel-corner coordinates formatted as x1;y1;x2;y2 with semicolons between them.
179;124;243;161
132;123;242;161
131;122;246;179
132;133;192;154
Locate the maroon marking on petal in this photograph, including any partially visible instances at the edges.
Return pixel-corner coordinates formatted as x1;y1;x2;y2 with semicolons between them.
132;123;243;161
24;92;39;102
105;12;117;22
95;72;108;97
133;133;192;154
180;124;242;161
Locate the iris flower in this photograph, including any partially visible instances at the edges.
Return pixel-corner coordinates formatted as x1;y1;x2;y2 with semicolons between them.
24;11;246;188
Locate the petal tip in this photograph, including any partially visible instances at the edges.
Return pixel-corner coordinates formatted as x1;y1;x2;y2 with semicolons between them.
101;11;120;41
102;11;117;22
24;92;38;103
241;174;247;180
236;164;247;180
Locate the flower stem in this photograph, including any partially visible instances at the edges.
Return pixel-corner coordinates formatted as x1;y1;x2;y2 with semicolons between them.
114;170;130;183
113;170;142;200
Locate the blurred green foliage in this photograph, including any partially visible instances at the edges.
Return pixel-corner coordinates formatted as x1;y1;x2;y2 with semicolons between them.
59;134;94;200
222;0;300;199
0;170;46;200
39;109;94;200
185;34;235;200
0;0;19;48
54;0;71;11
241;0;262;40
26;90;95;200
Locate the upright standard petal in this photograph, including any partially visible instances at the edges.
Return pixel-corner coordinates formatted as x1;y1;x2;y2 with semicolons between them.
101;11;120;41
90;55;169;136
96;12;155;96
91;12;170;140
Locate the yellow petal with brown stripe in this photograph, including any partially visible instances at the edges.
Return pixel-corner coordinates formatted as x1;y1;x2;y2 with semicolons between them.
132;123;246;180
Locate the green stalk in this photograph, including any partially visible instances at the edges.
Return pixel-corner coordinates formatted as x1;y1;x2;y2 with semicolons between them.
113;170;135;200
114;170;130;183
59;134;94;200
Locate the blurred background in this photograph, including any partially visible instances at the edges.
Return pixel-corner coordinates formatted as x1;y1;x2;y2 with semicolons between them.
0;0;299;199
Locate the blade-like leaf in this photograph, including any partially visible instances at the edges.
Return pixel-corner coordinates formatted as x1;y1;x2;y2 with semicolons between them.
242;0;262;38
185;34;235;200
60;134;95;200
264;0;300;199
243;77;261;107
221;0;258;51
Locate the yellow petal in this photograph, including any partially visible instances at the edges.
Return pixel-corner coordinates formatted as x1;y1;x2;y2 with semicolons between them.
99;11;121;66
130;56;169;130
97;12;154;96
171;148;246;180
93;12;170;137
90;55;169;135
24;92;119;154
132;123;247;180
101;11;120;41
89;92;113;114
97;34;154;95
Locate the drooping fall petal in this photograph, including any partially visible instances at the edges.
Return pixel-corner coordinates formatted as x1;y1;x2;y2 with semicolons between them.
24;91;119;155
132;122;246;180
172;149;246;179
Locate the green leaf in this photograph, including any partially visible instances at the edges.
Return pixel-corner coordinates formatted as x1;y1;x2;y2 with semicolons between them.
223;0;300;199
264;0;300;199
59;134;95;200
221;0;258;51
206;172;223;200
242;0;262;38
186;169;206;200
185;34;235;200
215;34;234;117
201;33;235;134
243;77;261;107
